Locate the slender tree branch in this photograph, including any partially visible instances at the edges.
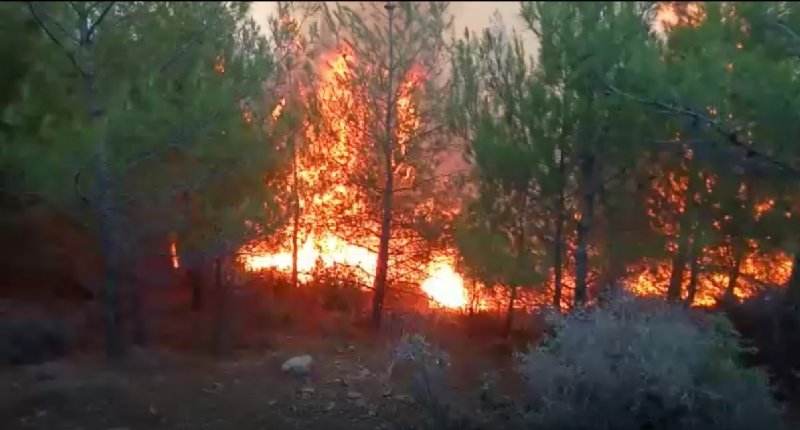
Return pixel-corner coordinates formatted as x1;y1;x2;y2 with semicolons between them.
87;1;116;40
26;2;87;76
68;2;81;16
604;82;800;178
766;18;800;56
37;6;79;43
159;17;218;75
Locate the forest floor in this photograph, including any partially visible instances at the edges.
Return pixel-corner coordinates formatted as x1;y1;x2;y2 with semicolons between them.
0;317;528;430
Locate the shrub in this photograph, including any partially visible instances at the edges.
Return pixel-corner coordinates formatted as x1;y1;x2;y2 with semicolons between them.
389;333;473;430
518;293;788;430
724;287;800;401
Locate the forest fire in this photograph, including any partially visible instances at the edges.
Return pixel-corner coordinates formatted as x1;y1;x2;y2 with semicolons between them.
240;46;468;309
235;3;793;313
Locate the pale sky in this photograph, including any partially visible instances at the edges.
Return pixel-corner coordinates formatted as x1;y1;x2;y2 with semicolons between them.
249;1;538;55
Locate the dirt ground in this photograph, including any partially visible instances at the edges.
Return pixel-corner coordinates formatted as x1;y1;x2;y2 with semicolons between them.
0;319;529;430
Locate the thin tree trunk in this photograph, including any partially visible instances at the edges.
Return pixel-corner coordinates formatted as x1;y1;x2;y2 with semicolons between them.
131;281;147;346
725;242;744;300
372;2;395;329
372;166;393;328
596;178;621;305
469;277;477;316
552;147;565;310
724;180;752;302
291;134;300;289
667;229;690;302
213;257;230;358
504;286;517;337
180;192;203;311
786;244;800;304
77;8;123;358
574;152;595;307
685;228;701;307
667;167;697;302
189;266;204;310
507;211;527;336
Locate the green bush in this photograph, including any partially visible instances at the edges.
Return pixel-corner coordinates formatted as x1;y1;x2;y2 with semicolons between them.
518;294;788;430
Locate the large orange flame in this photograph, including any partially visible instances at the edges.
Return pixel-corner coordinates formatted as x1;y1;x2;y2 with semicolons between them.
240;47;468;309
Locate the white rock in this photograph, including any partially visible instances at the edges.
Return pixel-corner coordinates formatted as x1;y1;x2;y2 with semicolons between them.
281;355;313;375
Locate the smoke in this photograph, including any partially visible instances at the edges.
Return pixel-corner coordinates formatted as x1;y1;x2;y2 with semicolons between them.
449;1;538;55
250;1;539;55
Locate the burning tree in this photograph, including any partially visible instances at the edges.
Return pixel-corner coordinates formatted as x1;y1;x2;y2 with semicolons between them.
449;18;553;331
448;1;798;312
611;2;800;305
313;2;456;327
450;2;662;314
242;2;464;324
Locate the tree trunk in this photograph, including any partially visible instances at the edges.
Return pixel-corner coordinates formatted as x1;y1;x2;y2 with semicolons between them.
469;277;477;316
724;180;752;302
130;281;147;346
685;228;702;307
667;230;690;302
725;241;744;301
504;286;517;337
667;168;697;302
574;152;595;307
596;179;621;305
213;257;230;358
552;147;565;310
786;244;800;304
372;3;395;329
291;135;300;289
77;9;123;359
189;266;204;311
372;166;393;328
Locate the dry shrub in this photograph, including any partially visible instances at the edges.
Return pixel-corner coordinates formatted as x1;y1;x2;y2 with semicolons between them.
389;333;474;430
519;293;788;430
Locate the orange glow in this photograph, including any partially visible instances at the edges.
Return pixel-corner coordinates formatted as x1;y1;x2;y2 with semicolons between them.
234;8;786;313
245;233;376;284
170;240;180;269
421;256;468;308
655;2;705;34
239;46;468;309
755;198;774;220
214;55;225;75
630;162;792;306
271;98;286;122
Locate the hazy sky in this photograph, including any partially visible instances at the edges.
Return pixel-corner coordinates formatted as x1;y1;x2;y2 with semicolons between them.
249;1;538;54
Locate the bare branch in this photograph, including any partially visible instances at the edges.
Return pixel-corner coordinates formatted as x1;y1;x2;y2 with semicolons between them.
37;6;79;43
68;1;81;16
27;2;87;76
604;82;800;178
159;23;214;75
87;1;116;40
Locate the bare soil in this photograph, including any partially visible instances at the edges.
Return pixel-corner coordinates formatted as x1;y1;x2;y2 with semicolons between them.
0;318;529;430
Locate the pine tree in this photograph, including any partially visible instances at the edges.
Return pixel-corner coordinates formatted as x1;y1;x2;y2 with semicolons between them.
7;2;286;357
310;2;452;327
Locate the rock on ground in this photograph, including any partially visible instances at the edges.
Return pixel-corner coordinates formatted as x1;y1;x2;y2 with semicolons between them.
281;355;313;375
